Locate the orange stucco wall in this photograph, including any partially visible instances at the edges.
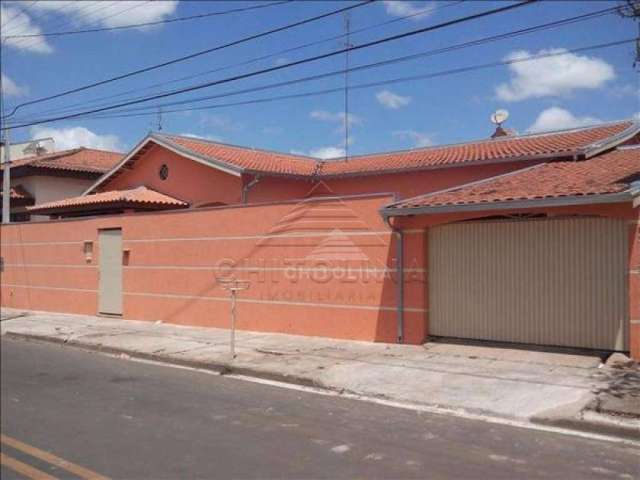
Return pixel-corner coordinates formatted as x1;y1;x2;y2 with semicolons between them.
1;194;428;344
101;144;243;205
629;207;640;360
1;193;635;355
320;160;543;200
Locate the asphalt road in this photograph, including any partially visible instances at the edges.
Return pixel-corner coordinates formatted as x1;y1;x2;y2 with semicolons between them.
1;338;638;480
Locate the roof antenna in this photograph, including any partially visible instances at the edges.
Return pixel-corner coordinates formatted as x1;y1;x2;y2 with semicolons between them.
343;11;352;161
156;106;163;131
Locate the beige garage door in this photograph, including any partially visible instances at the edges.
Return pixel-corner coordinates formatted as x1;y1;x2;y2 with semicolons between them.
428;217;628;351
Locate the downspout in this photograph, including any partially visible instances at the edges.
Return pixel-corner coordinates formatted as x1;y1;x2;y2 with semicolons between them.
241;175;261;204
383;208;404;344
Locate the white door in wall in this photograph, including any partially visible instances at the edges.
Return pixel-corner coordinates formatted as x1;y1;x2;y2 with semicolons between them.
98;229;123;315
428;217;628;351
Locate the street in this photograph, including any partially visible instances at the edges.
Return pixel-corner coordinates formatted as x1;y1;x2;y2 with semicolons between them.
1;338;638;480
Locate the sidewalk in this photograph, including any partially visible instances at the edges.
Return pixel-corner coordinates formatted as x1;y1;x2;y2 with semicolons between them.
1;308;638;440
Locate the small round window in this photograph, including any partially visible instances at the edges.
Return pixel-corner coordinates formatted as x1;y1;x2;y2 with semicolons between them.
159;164;169;180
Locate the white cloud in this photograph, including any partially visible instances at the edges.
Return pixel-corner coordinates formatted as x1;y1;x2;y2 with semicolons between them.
528;107;601;133
310;110;362;127
496;48;615;102
30;1;178;29
1;74;28;97
200;113;243;132
392;130;434;148
180;132;223;142
30;126;121;151
0;5;52;53
383;1;434;20
290;146;346;160
308;146;345;160
310;110;362;137
376;90;411;109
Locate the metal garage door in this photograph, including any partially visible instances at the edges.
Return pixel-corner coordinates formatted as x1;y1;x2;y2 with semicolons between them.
428;217;628;351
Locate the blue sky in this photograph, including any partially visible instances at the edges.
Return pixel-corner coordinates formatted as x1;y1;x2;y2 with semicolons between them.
1;0;638;157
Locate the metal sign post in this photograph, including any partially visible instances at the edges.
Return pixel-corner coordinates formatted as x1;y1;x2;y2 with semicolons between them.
216;277;250;359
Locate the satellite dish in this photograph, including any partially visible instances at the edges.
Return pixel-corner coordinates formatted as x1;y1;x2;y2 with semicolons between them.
490;109;509;126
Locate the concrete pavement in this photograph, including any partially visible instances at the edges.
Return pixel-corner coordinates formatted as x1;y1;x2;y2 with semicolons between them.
3;338;639;479
1;308;639;440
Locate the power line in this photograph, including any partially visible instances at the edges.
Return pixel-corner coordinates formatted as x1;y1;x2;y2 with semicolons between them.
18;1;465;121
53;39;638;124
0;0;39;30
2;1;292;39
76;6;621;120
4;0;536;128
5;1;374;118
9;4;614;125
1;0;79;37
8;1;125;51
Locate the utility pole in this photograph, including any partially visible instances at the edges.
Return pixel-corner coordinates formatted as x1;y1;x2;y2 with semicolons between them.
0;45;11;224
343;11;352;160
2;128;10;224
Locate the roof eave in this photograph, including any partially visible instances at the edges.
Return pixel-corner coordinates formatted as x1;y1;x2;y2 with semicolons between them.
82;135;158;195
381;191;633;218
582;120;640;158
28;199;188;216
316;151;578;179
149;134;244;177
82;134;244;196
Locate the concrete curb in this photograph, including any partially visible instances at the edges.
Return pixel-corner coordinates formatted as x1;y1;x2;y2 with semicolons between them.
2;331;330;391
530;399;640;441
0;331;519;420
5;330;639;443
531;414;640;442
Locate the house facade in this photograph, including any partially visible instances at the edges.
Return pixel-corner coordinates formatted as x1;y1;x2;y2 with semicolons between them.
26;120;638;216
3;119;639;359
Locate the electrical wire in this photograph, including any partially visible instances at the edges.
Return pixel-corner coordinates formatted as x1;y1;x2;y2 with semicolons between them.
4;1;374;118
62;39;638;124
1;0;78;37
2;1;292;39
4;0;536;127
8;1;125;51
0;0;39;31
20;0;465;120
63;6;620;121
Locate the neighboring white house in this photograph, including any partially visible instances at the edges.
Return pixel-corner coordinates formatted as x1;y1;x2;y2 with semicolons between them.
0;137;55;161
0;147;123;222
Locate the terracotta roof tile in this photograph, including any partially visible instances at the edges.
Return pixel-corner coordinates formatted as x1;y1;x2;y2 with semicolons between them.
319;121;636;176
1;147;123;174
150;121;636;178
28;186;187;213
385;146;640;212
158;134;318;176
